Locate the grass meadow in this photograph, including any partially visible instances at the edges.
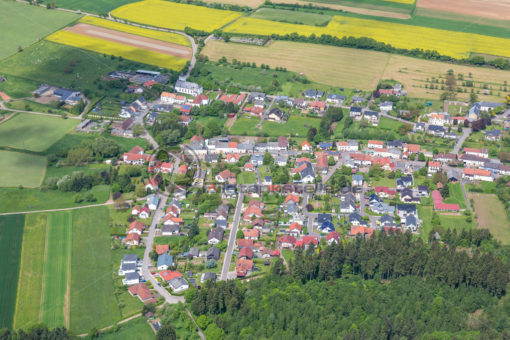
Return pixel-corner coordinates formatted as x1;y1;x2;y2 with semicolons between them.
13;213;47;330
54;0;139;15
471;194;510;245
251;8;332;25
230;116;321;137
41;212;72;328
0;215;25;329
0;0;79;60
43;133;147;156
99;317;154;340
0;151;46;188
0;113;77;152
70;207;120;333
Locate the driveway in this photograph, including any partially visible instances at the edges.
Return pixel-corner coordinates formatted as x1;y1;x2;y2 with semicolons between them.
220;191;244;280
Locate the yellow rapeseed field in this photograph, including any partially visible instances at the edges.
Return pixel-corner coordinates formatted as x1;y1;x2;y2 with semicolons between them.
79;16;191;46
224;16;510;59
111;0;242;32
383;0;415;4
46;30;187;71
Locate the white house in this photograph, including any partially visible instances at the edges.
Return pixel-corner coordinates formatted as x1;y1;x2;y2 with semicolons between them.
175;78;203;96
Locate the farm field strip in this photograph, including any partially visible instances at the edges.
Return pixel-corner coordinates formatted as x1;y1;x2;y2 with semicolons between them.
224;15;510;59
70;207;120;333
111;0;243;32
41;212;72;328
416;0;510;21
47;30;187;71
0;215;25;329
471;194;510;245
203;40;510;102
13;213;47;330
65;23;192;59
79;16;191;46
0;113;77;152
0;151;47;188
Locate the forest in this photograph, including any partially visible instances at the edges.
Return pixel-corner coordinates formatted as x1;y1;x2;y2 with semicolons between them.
187;231;510;339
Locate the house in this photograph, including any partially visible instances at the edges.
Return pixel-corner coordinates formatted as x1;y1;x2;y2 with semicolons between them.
318;221;335;233
459;153;487;167
396;204;418;219
131;205;141;216
208;227;224;244
160;92;185;105
147;194;159;211
396;176;413;190
427;125;445;137
351;96;366;105
145;177;160;192
379;214;396;228
276;95;294;107
201;272;217;283
175;79;203;96
304;89;324;100
128;283;157;304
414;122;426;132
288;222;302;237
375;186;396;199
462;168;494;182
417;185;430;197
368;140;384;149
319;142;333;150
428;161;441;174
207;246;220;260
445;132;458;140
156;244;169;255
464;147;489;159
428;113;451;126
278;235;297;249
239;247;254;259
326;231;341;245
244;228;260;240
363;110;379;125
310;101;327;113
139;206;150;219
127;221;146;235
349;212;364;226
352;175;363;187
188;247;200;258
267;108;285;122
123;272;140;286
404;215;418;231
469;101;503;121
400;188;420;204
173;185;187;200
220;93;245;105
434;153;457;164
317;153;328;174
350;225;373;238
157;252;174;270
337;140;358;152
485;129;502;141
326;94;346;105
237;239;254;249
236;258;254;277
275;154;288;166
161;225;180;236
168;277;189;293
118;254;139;275
277;136;289;149
124;231;141;245
340;193;356;214
301;141;312;151
244;163;255;172
159;270;182;283
379;101;393;112
216;169;236;183
432;190;460;211
350;106;362;120
192;94;209;106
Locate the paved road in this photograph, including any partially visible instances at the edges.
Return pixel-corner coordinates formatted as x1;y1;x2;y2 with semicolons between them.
322;153;350;184
452;127;472;155
0;102;81;119
220;191;244;280
142;194;185;304
256;167;262;185
379;112;413;125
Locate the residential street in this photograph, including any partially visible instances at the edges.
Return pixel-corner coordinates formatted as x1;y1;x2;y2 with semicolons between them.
452;127;472;155
220;191;244;280
141;194;185;304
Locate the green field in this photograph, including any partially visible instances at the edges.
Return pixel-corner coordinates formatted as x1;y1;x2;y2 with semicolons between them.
0;0;80;60
419;206;474;240
443;182;467;210
99;317;154;340
471;194;510;245
41;212;72;328
0;214;25;329
70;207;120;332
13;213;47;330
5;99;70;115
0;185;110;213
237;171;257;184
0;113;77;152
251;8;332;25
0;151;46;188
229;117;259;135
55;0;139;14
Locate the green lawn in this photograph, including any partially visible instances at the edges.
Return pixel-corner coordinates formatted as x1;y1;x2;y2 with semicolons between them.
0;214;25;329
443;182;467;209
70;207;120;333
41;212;72;328
44;133;147;156
6;99;70;115
45;164;111;183
0;113;77;152
251;8;332;26
0;75;41;99
0;0;80;60
418;206;474;240
0;151;47;188
0;185;110;213
261;116;321;138
229;117;259;135
99;317;154;340
13;213;47;330
237;171;257;185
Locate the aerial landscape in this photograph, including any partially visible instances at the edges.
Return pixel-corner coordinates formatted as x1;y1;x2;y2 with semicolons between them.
1;0;510;338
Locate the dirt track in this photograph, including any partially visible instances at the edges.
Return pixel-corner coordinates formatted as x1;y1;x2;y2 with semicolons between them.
65;23;192;59
417;0;510;20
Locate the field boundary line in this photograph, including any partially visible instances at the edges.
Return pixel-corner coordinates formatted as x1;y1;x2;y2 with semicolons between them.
39;215;50;323
64;212;72;328
11;216;27;330
0;201;113;216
